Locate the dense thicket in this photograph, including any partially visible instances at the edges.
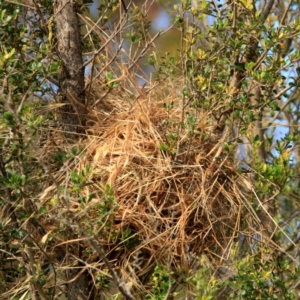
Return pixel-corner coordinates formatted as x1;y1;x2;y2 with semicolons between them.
0;0;300;299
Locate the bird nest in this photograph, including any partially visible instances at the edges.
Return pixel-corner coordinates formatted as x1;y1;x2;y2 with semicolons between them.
61;85;258;280
38;80;260;296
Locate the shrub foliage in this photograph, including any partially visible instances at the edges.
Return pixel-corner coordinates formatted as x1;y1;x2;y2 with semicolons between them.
0;0;300;299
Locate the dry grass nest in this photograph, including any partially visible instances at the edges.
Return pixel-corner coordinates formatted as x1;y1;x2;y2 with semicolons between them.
41;82;259;284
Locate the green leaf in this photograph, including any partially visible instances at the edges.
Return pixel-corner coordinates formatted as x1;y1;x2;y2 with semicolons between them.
159;143;168;151
70;172;80;183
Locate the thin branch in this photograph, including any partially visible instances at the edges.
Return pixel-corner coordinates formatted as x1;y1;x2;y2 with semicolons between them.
120;0;127;13
128;24;175;72
262;0;275;21
82;18;126;68
24;246;48;300
4;0;36;9
69;254;113;279
88;238;136;300
267;76;300;127
279;0;293;28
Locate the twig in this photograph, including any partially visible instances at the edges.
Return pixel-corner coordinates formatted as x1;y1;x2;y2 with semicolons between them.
4;0;36;9
267;75;300;127
262;0;275;21
69;254;113;279
81;16;127;68
88;238;136;300
279;0;293;28
121;0;127;13
128;24;174;72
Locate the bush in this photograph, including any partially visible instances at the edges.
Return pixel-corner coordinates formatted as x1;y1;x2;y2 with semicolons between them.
0;0;299;299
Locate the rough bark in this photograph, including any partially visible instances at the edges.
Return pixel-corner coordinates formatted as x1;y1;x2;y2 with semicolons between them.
54;0;86;137
54;2;93;298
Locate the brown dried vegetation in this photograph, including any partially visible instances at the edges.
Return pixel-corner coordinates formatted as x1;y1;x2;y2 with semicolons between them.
37;72;261;297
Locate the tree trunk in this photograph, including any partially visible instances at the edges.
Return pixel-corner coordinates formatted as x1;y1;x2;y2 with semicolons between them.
54;0;86;138
54;1;93;297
